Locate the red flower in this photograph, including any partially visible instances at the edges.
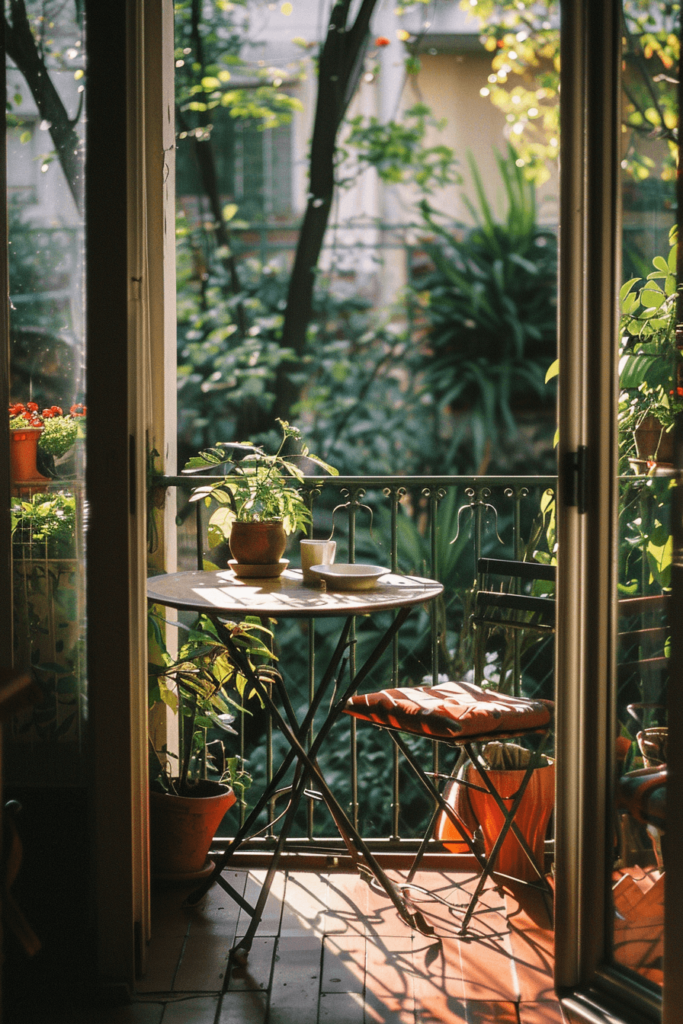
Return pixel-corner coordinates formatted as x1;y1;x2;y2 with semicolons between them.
374;36;390;46
22;411;32;421
12;403;25;414
26;402;38;412
70;403;86;417
51;405;63;415
42;409;54;418
29;417;42;427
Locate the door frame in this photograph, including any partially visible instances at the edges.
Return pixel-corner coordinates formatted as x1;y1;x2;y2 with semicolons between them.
555;1;680;1020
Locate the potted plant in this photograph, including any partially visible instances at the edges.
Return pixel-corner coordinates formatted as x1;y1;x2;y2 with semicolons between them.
148;607;273;879
619;229;680;471
9;402;85;488
183;418;337;567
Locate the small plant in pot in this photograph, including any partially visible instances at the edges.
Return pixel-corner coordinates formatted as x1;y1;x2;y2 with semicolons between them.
148;608;275;880
9;402;85;486
183;419;338;570
619;229;680;472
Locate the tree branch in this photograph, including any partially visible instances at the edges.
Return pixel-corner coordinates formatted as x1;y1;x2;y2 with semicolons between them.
5;0;83;215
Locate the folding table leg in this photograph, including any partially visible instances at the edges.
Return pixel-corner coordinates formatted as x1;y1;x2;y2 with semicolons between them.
214;606;435;940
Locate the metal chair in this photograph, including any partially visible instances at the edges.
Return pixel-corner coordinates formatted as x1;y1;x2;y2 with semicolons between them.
344;558;556;936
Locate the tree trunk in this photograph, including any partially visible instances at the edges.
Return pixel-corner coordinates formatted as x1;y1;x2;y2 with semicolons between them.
275;0;379;420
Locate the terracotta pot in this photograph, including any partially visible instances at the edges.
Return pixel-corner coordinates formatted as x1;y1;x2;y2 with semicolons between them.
434;776;478;854
10;427;50;491
464;759;555;882
149;781;236;878
634;416;674;463
229;520;287;565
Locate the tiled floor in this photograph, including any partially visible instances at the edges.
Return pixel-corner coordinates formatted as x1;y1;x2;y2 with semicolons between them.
105;867;567;1024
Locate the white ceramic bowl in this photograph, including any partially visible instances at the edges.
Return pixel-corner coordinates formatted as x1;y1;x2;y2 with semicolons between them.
309;563;389;590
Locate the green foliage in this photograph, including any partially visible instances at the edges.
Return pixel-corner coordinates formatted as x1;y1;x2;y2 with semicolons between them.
411;149;557;469
618;229;680;464
174;0;302;135
185;419;337;537
39;416;79;457
176;213;294;457
342;104;461;192
11;492;77;559
463;0;679;184
149;607;274;795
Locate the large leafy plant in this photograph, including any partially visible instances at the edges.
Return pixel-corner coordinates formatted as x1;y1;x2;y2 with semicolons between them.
619;228;680;464
184;419;338;542
413;148;557;470
149;609;274;798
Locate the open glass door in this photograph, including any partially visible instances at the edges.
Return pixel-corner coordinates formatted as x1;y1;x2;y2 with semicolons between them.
555;1;681;1020
610;0;678;993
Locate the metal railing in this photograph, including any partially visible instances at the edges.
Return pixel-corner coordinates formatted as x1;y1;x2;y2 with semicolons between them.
157;473;557;853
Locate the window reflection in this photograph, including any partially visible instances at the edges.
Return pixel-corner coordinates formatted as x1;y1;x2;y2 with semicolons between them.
6;0;86;782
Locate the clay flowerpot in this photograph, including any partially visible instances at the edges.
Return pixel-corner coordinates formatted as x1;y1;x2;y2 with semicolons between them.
10;427;50;493
464;759;555;882
149;781;236;879
634;416;674;464
229;520;287;565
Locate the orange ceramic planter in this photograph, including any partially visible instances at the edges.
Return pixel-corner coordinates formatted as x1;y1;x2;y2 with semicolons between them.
10;427;49;492
229;520;287;564
465;759;555;882
149;781;236;878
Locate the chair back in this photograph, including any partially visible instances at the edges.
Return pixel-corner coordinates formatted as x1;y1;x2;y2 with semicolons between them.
471;558;556;696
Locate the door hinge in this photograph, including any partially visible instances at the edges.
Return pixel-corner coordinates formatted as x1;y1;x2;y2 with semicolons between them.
563;445;587;513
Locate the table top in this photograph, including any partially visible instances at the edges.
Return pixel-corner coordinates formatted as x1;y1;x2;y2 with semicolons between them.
147;568;443;618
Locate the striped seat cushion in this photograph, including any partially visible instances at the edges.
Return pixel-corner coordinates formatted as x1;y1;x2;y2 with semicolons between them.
344;680;553;741
617;766;667;831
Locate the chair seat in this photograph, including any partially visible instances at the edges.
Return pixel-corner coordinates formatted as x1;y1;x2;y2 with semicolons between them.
617;766;667;831
344;680;553;741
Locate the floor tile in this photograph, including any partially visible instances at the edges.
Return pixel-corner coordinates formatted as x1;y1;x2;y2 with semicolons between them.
280;871;328;936
458;925;519;1003
189;870;248;936
218;990;268;1023
465;1002;519;1024
365;870;417;938
225;935;276;991
160;996;220;1024
324;872;371;936
322;934;366;992
319;992;365;1023
91;1005;166;1024
269;935;323;1024
173;930;231;991
412;934;466;1006
235;870;286;937
518;1002;567;1024
365;936;416;1022
415;994;468;1024
137;931;188;993
138;867;558;1024
504;884;555;1002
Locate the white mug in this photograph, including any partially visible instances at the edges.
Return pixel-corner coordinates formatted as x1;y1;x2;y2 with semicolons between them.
300;539;336;583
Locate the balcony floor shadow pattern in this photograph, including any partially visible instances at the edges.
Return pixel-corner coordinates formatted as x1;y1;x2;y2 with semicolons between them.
71;869;567;1023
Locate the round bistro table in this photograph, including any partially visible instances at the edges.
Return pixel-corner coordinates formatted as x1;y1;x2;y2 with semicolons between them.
147;566;444;949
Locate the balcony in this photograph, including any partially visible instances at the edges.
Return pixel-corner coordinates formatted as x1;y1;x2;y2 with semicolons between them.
130;867;559;1024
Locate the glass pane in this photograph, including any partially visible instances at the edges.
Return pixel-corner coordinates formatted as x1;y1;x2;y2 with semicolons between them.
611;0;678;988
6;1;87;784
